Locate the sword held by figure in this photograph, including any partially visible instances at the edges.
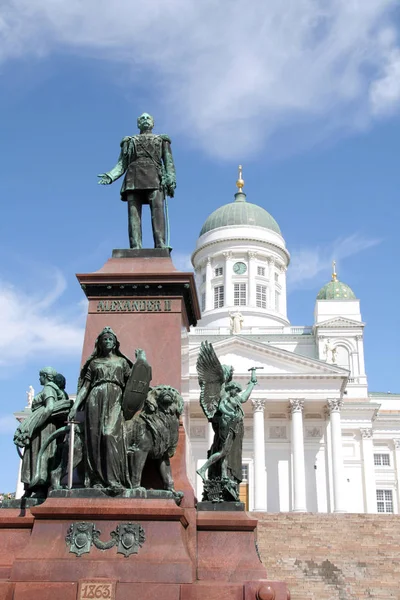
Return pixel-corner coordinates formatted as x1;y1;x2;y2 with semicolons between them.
248;366;264;383
67;419;80;490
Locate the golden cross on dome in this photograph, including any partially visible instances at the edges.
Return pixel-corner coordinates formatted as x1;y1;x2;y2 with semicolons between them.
236;165;245;192
332;260;337;282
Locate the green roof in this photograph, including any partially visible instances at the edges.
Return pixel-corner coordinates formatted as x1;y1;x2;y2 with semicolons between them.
317;279;356;300
199;192;281;237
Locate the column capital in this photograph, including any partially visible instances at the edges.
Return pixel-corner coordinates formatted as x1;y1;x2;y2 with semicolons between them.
360;428;373;439
326;399;343;414
393;439;400;450
222;251;233;260
248;251;258;260
252;398;266;413
289;399;305;414
206;257;211;265
267;257;274;265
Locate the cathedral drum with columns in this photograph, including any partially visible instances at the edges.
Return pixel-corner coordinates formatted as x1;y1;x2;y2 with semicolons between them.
15;168;400;517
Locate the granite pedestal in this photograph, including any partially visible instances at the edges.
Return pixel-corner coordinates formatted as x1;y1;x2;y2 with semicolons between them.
0;251;289;600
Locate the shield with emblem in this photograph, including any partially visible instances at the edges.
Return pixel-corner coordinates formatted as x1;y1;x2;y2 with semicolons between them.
123;351;152;420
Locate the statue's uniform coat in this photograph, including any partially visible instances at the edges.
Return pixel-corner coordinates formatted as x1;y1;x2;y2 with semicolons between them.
106;134;175;198
105;133;175;248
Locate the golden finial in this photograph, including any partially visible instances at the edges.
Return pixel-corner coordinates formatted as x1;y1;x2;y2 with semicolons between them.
236;165;245;193
332;260;337;282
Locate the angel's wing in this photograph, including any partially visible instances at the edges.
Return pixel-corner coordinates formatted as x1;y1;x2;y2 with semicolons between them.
196;341;225;419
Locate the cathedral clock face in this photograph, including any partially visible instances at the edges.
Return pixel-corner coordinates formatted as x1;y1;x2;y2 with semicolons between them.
233;262;247;275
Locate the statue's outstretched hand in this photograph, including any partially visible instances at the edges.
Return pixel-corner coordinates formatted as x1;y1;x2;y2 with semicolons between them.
97;173;112;185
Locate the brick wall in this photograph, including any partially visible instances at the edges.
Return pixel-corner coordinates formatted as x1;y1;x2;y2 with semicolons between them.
252;513;400;600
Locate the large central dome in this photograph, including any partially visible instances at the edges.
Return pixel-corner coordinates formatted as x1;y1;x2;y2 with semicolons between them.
199;191;281;237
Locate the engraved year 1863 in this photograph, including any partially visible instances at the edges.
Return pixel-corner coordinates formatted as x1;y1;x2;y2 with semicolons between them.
78;581;115;600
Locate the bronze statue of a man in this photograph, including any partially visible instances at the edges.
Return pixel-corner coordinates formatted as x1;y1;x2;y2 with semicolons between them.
98;113;176;250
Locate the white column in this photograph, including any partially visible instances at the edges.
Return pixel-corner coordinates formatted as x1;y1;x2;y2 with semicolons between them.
248;251;257;307
355;335;366;376
393;439;400;513
267;257;275;309
327;399;346;512
205;257;213;311
15;455;25;499
252;399;267;511
289;399;307;512
207;422;214;450
279;264;287;319
223;251;233;306
360;428;377;513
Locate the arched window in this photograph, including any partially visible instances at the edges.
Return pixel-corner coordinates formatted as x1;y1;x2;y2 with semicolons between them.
335;345;350;369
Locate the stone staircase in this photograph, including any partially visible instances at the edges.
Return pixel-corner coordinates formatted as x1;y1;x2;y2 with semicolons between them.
252;513;400;600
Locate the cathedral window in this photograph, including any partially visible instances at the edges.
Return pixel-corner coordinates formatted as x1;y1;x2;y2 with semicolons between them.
275;290;280;311
214;285;224;308
374;453;390;467
214;267;223;277
234;283;246;306
201;292;206;312
256;285;267;309
376;489;393;513
257;266;265;277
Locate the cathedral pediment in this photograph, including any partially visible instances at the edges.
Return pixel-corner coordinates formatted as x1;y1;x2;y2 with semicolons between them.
315;317;365;329
188;336;348;379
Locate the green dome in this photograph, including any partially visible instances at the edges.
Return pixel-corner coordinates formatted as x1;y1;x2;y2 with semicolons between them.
199;192;281;237
317;279;356;300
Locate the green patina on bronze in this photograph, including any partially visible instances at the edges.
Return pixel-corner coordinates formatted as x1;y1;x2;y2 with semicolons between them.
196;341;258;502
98;113;176;250
13;367;72;498
14;328;185;504
63;327;183;501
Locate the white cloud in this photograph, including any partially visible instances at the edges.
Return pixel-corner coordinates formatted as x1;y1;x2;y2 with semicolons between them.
288;233;381;290
370;49;400;115
0;269;84;372
1;0;399;158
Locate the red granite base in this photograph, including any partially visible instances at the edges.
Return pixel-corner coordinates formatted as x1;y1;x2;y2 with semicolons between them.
0;510;34;582
10;498;195;585
0;499;289;600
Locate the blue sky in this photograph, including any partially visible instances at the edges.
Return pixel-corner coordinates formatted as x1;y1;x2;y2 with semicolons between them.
1;0;400;492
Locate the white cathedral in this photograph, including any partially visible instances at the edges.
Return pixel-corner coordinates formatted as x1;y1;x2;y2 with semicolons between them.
16;169;400;515
181;168;400;514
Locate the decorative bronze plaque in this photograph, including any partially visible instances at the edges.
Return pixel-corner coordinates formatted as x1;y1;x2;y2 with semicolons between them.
66;521;145;557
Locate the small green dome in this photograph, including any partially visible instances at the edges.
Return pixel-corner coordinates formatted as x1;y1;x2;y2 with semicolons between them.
317;276;356;300
199;192;281;237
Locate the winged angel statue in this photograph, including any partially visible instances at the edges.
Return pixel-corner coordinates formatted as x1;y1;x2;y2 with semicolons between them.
196;341;257;502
